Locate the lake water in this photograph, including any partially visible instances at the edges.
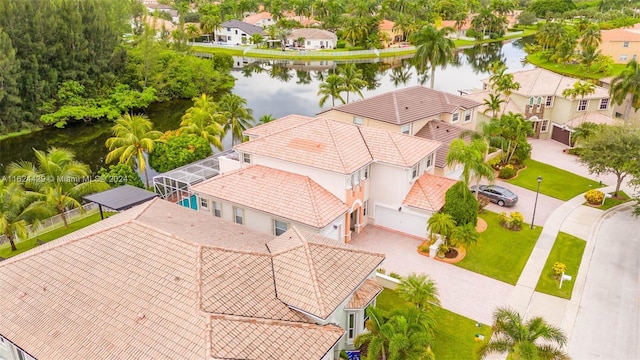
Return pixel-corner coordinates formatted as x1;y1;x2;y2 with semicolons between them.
0;38;534;175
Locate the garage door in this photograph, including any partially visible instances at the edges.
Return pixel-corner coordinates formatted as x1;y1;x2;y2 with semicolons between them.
551;124;571;146
375;205;428;238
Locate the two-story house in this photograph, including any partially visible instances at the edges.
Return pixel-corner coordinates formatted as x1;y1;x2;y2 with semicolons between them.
192;115;443;240
218;20;265;45
318;86;483;179
470;68;616;146
0;199;385;360
599;24;640;64
287;28;337;49
243;11;275;28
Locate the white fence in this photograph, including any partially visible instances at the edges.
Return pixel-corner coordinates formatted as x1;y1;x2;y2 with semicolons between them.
193;43;416;58
25;202;100;239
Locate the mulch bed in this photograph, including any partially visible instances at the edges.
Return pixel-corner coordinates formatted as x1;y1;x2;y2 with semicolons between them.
476;217;488;233
435;247;467;264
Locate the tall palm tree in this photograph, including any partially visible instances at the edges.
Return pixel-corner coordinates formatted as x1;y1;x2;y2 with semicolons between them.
217;93;254;146
105;113;163;187
562;80;596;103
250;33;264;46
8;148;109;228
446;138;490;189
478;307;570;360
609;59;640;120
450;223;480;249
411;25;456;89
426;212;456;244
0;180;51;251
396;273;441;312
493;112;532;165
483;93;506;119
338;64;368;103
180;93;224;149
318;73;347;107
580;25;601;50
489;61;521;101
185;23;200;44
200;15;223;43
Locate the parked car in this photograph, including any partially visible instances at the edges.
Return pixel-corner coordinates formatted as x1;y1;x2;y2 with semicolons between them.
470;185;518;207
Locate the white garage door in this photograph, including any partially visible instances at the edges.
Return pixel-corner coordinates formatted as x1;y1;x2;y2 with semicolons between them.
375;205;428;238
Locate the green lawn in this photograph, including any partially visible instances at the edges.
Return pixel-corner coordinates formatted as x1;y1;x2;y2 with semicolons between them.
594;190;632;211
377;289;492;360
506;159;604;201
455;211;541;285
0;212;113;259
526;51;626;80
535;232;586;299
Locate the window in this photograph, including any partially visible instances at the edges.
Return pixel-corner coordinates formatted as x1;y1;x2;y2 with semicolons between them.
599;98;610;110
226;27;230;31
199;197;209;209
451;112;459;122
363;165;370;179
234;30;238;34
426;154;433;168
577;99;588;111
307;40;310;45
634;54;638;61
401;123;411;134
624;41;630;48
234;207;244;225
411;163;420;179
274;220;288;236
227;36;231;40
541;119;549;132
213;201;221;217
464;109;472;122
353;116;363;125
352;170;361;186
529;97;534;106
363;200;368;216
536;96;542;105
620;54;628;61
545;96;553;107
615;111;623;118
347;313;356;344
243;153;251;164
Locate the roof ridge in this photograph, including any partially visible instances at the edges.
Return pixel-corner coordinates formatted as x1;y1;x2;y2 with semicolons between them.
388;131;410;166
305;237;386;258
419;176;438;210
292;227;327;317
324;119;350;173
209;313;343;333
304;176;325;228
392;91;401;124
133;197;160;220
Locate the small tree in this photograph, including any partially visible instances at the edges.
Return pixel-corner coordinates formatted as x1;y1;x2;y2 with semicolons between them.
98;164;145;188
148;133;213;173
427;212;456;244
444;182;479;227
450;223;479;249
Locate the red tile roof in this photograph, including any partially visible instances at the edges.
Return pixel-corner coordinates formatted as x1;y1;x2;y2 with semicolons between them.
414;120;467;168
403;173;458;212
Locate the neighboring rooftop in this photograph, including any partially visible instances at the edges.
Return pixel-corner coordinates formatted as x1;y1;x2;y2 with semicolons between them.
600;24;640;43
414;120;467;168
403;173;458;212
461;90;523;116
191;165;349;228
220;19;265;35
236;117;441;174
243;11;274;25
0;199;384;359
318;86;482;125
288;28;337;40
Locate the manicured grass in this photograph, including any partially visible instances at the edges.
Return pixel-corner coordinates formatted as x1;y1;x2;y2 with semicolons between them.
455;211;541;285
526;51;626;80
506;159;604;201
0;212;113;259
535;232;586;299
377;289;492;360
597;190;631;211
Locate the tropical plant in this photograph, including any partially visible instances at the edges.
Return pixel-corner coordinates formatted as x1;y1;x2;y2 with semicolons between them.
483;93;506;119
444;182;479;227
217;93;254;146
185;23;200;44
7;148;109;228
354;306;391;360
427;212;456;244
489;61;521;101
570;121;601;147
450;223;480;249
338;64;368;103
562;80;596;103
580;24;601;50
0;180;51;251
490;112;533;166
97;163;145;188
250;33;264;46
446;138;494;194
478;307;570;360
396;273;441;311
105;113;163;187
609;59;640;120
148;133;213;173
258;114;275;124
318;73;347;107
179;93;224;149
410;25;456;89
200;14;223;42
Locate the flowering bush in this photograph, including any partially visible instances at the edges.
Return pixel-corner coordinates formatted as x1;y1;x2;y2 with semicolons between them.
499;164;516;179
553;262;567;279
499;211;525;231
584;189;605;205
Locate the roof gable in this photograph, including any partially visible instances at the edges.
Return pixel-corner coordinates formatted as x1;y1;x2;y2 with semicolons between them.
414;120;467;168
403;173;457;211
359;126;441;167
221;19;265;35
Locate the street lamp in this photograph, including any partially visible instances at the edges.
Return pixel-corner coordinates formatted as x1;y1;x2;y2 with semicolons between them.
530;176;542;229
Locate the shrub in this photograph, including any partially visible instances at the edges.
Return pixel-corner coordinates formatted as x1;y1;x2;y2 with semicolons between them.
499;211;525;231
498;212;509;227
97;163;145;188
148;133;213;173
418;243;430;253
553;262;567;279
336;40;346;48
389;272;402;279
584;189;604;205
499;164;516;179
477;194;490;213
487;156;501;170
444;182;478;226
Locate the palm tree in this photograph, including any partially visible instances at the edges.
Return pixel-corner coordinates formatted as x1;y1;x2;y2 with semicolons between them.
426;212;456;244
483;93;506;119
385;315;436;360
185;23;200;44
200;15;223;43
250;33;264;46
446;138;490;189
180;94;224;150
338;64;368;103
580;25;601;50
562;80;596;103
318;74;347;107
258;114;276;124
493;112;532;165
8;148;109;228
570;121;601;147
609;59;640;120
105;113;163;187
450;223;480;249
478;307;570;360
0;180;51;251
489;62;521;101
396;273;441;312
355;307;391;360
411;25;456;89
217;93;254;146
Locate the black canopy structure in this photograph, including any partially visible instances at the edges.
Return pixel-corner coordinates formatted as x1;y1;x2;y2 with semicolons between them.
83;185;158;219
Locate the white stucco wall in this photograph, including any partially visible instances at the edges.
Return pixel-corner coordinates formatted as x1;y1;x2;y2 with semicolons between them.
218;27;250;44
368;163;408;218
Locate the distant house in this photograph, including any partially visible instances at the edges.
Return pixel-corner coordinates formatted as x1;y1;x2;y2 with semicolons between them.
379;19;404;47
599;24;640;64
287;28;337;49
218;20;265;45
243;11;275;28
0;199;384;360
145;3;179;23
141;15;176;39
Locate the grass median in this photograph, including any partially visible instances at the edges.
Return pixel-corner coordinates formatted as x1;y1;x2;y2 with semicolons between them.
535;232;586;299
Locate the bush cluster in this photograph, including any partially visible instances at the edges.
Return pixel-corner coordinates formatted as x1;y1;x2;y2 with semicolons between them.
498;211;525;231
584;189;604;205
499;164;517;179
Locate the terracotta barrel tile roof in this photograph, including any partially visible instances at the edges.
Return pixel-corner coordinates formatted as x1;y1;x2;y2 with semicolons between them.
359;126;441;167
191;165;348;228
244;114;316;138
346;279;384;309
403;173;458;212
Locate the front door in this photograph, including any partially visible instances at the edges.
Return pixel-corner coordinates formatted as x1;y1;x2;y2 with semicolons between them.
350;210;359;232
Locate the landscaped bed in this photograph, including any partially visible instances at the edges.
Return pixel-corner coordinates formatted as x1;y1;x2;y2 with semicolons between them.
506;159;604;201
376;289;492;360
591;190;631;211
535;232;586;299
455;211;541;285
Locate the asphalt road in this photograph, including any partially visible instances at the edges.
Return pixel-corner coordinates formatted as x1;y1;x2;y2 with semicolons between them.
568;206;640;359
